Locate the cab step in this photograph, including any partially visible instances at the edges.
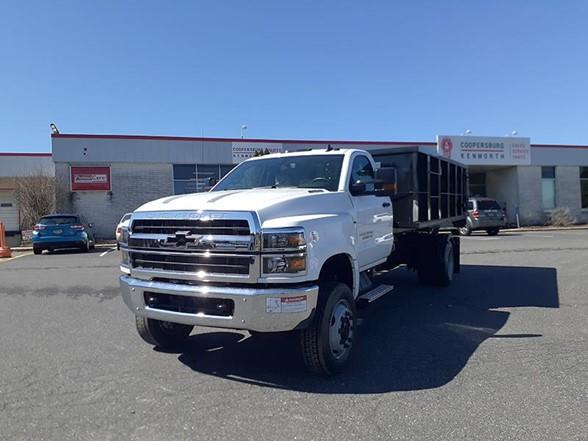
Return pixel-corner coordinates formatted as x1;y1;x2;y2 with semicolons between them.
357;284;394;305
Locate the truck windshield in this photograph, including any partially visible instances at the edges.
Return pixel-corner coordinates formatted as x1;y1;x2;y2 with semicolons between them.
213;155;344;192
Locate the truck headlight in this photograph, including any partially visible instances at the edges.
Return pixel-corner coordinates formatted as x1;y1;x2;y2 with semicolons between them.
262;229;305;251
120;227;130;246
262;254;306;274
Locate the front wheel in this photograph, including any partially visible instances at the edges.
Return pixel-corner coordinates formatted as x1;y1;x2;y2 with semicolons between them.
80;240;90;253
300;282;356;375
459;224;471;236
33;247;42;255
135;316;193;349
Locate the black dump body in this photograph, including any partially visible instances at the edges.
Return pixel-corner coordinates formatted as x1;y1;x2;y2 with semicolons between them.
369;147;468;232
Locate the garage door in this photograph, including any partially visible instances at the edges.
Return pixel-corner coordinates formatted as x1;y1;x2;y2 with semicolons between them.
0;191;19;232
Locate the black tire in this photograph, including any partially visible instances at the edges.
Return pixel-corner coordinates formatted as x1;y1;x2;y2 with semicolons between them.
80;240;90;253
89;242;95;250
135;315;193;349
459;224;471;236
300;282;356;375
417;235;454;287
33;248;42;255
486;228;500;236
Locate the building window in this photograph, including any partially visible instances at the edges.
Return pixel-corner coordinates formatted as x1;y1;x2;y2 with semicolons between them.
173;164;235;195
581;167;588;209
469;173;486;197
541;166;556;209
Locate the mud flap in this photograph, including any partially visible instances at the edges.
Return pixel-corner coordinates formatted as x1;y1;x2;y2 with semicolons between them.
450;235;460;273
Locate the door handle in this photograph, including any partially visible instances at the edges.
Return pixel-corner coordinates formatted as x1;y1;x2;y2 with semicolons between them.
382;202;391;207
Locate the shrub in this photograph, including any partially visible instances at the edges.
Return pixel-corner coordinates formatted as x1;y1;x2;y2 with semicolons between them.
14;172;68;230
547;207;576;227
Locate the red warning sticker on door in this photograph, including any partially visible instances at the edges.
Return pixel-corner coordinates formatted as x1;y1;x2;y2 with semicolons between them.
266;295;307;313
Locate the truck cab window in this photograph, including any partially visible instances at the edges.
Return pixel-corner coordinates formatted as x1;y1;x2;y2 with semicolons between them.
349;155;375;192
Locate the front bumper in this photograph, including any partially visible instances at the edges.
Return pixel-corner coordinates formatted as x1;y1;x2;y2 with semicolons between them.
471;218;506;229
120;275;319;332
33;232;87;248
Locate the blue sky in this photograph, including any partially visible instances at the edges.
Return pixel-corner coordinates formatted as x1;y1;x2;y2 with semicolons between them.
1;1;587;152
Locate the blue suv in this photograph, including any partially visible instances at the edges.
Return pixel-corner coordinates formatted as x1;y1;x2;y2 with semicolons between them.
32;214;96;254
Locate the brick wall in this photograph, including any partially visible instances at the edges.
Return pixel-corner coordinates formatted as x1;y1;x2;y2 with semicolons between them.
55;163;172;239
516;167;544;225
555;166;587;223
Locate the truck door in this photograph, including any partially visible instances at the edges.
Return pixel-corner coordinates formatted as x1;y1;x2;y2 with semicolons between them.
348;154;394;270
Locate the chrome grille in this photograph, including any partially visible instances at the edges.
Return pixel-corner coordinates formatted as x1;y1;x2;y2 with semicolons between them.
126;211;260;283
132;219;250;236
131;251;251;275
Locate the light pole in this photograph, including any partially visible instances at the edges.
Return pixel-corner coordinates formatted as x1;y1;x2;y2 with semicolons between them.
240;124;248;139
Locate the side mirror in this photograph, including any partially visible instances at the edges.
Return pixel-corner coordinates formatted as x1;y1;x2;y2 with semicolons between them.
375;167;398;196
88;223;94;228
350;181;367;196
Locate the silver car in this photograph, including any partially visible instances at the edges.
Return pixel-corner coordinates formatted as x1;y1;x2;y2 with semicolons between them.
459;198;506;236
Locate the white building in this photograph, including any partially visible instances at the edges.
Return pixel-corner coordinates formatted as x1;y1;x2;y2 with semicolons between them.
0;153;55;245
48;133;588;239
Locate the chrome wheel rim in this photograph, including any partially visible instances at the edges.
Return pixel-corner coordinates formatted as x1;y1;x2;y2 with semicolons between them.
328;300;354;359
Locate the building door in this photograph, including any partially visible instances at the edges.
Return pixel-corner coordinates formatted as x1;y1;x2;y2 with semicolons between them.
0;191;19;232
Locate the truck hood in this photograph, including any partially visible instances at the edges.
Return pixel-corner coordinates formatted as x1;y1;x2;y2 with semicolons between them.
135;188;352;226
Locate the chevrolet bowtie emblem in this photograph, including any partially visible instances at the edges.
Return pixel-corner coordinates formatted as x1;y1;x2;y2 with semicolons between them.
172;231;201;247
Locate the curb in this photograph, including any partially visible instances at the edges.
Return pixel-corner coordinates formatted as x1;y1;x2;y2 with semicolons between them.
11;243;117;252
501;225;588;233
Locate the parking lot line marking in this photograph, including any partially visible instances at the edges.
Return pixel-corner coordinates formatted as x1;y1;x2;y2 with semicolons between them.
0;252;33;263
463;237;501;240
99;247;117;257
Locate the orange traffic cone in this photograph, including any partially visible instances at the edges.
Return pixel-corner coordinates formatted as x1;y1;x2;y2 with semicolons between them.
0;222;12;258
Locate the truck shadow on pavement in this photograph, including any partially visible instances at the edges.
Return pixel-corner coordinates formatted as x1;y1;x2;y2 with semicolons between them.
175;264;559;393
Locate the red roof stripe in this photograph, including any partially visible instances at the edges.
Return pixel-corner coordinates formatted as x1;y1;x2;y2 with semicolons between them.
0;152;52;157
51;133;436;146
51;133;588;149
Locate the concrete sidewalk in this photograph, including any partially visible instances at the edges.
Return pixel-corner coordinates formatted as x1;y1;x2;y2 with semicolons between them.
502;224;588;233
10;243;117;252
7;225;587;251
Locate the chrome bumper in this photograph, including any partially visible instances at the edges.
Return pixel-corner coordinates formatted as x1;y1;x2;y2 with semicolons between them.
120;275;319;332
471;218;506;228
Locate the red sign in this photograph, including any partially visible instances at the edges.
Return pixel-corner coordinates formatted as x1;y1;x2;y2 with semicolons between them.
71;166;111;191
440;137;453;158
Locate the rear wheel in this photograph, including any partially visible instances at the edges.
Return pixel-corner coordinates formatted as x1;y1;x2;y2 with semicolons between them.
459;224;471;236
417;235;454;286
300;282;356;375
486;228;500;236
80;240;90;253
33;247;42;255
135;315;193;349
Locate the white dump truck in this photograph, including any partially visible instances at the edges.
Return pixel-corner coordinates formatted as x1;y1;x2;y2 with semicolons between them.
119;146;467;374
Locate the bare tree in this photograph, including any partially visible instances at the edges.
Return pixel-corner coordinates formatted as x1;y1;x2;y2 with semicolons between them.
14;171;69;230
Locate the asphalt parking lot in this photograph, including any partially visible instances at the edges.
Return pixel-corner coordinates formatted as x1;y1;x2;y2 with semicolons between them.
1;230;587;441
